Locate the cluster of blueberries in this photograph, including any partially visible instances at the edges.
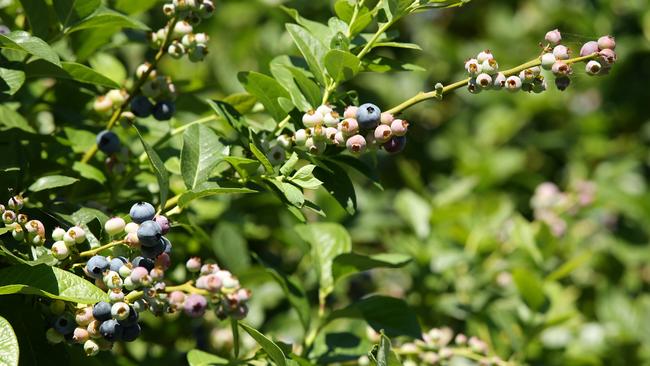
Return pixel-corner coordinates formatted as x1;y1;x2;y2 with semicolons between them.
276;103;408;157
42;201;250;356
464;29;617;94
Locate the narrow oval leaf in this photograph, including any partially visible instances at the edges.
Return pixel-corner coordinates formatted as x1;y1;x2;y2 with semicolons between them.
332;253;412;285
72;161;106;184
211;222;250;274
238;71;291;123
239;322;287;366
0;31;61;66
25;60;121;88
324;50;360;82
0;67;26;95
285;24;327;85
181;124;225;190
0;316;19;366
187;349;228;366
137;128;169;209
28;175;78;192
66;7;150;33
513;267;548;312
178;183;256;208
250;143;274;174
0;105;35;133
54;0;101;27
0;264;109;304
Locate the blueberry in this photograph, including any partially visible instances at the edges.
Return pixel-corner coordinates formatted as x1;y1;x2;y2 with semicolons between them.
118;306;139;326
183;294;208;317
96;130;121;154
86;255;109;279
109;257;127;272
92;301;112;321
141;238;165;258
121;324;141;342
130;95;153;118
383;136;407;154
132;256;155;271
137;220;163;247
154;215;170;234
53;313;76;335
355;103;381;130
111;302;131;321
99;319;123;342
152;101;175;121
129;202;156;224
163;236;172;253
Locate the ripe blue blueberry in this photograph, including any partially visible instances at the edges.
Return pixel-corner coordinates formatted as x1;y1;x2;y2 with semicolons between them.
118;305;139;326
137;220;163;247
383;136;407;154
109;257;128;272
141;238;165;258
86;255;109;279
96;130;121;154
152;101;175;121
356;103;381;130
53;313;76;335
130;95;154;117
132;256;155;271
129;202;156;224
99;319;123;342
92;301;112;321
121;324;141;342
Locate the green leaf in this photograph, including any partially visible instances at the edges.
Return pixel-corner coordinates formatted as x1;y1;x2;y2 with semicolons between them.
88;53;128;85
280;152;299;176
394;190;431;239
295;223;351;302
270;57;312;112
281;6;335;47
66;7;150;33
0;105;35;133
363;56;426;73
25;60;121;88
546;252;592;282
178;182;256;208
223;157;260;180
0;67;26;95
285;24;327;85
288;164;323;190
0;316;18;366
181;124;226;190
186;349;228;366
211;222;250;275
372;42;422;50
239;322;287;366
316;160;357;215
324;50;360;82
207;99;248;135
28;175;78;192
0;31;60;66
137;129;169;209
287;66;322;110
113;0;159;14
0;264;109;303
512;267;547;312
327;295;421;339
332;253;411;285
18;0;54;39
54;0;101;27
237;71;291;122
223;93;258;114
334;0;373;36
249;143;274;174
369;332;402;366
231;318;240;358
72;162;106;184
510;215;543;265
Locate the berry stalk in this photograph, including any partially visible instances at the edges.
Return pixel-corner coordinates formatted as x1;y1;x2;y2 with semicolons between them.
385;52;600;115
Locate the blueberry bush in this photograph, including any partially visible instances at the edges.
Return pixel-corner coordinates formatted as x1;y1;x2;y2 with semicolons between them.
0;0;644;365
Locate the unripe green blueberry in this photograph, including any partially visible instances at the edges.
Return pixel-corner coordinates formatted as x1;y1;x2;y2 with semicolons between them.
173;21;193;37
552;45;570;60
194;32;209;45
464;58;481;76
476;50;494;63
551;61;571;76
68;226;86;244
109;288;125;302
532;76;547;93
123;276;136;291
162;3;175;16
46;328;64;344
105;217;126;236
343;106;358;119
2;210;15;224
141;79;162;99
580;41;599;57
316;104;333;116
199;0;215;18
505;76;522;92
323;111;340;127
555;76;571;91
585;60;602;75
492;72;506;89
49;300;66;315
125;222;139;234
390;119;409;136
544;29;562;44
480;58;498;74
305;137;327;155
12;226;24;241
294;129;308;146
7;195;23;210
16;213;27;225
302;110;323;127
380;112;394;125
541;53;556;70
374;124;392;143
106;89;127;106
597;35;615;50
50;227;65;242
104;270;123;289
93;96;113;113
0;204;4;214
346;134;366;154
135;63;154;79
168;41;186;59
519;67;540;82
475;73;492;88
84;339;100;356
51;241;70;260
310;125;327;141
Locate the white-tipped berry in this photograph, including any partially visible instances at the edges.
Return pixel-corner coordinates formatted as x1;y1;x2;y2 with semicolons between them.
105;217;126;236
323;112;340;127
168;41;186;59
93;96;113;113
51;241;70;260
475;73;492;88
585;60;602;75
325;127;338;143
173;21;193;37
305;137;326;155
544;29;562;44
552;45;570;60
334;131;346;146
106;89;127;106
492;72;506;89
315;104;333;116
541;53;556;70
68;226;86;244
277;134;292;149
464;58;481;76
505;76;522;91
476;50;494;63
294;129;309;146
302;110;323;127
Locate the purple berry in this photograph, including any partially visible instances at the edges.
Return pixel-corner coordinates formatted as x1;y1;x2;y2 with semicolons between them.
154;215;170;234
96;130;121;154
130;95;153;118
152;101;175;121
597;35;616;50
580;41;599;57
183;294;208;317
383;136;407;154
